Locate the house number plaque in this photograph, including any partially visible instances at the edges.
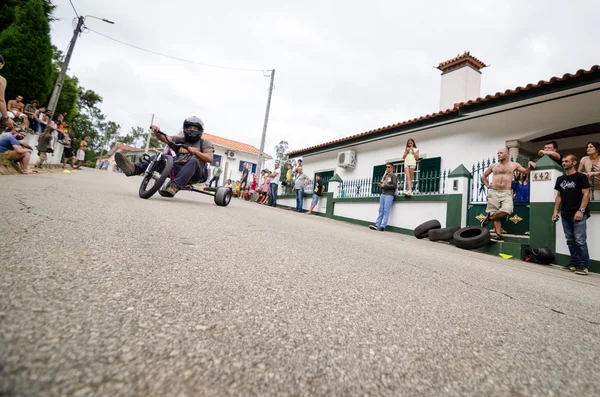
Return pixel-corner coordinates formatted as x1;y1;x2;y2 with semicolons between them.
531;171;552;181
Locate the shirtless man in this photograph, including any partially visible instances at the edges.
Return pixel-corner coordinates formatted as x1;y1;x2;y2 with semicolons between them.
481;148;531;242
0;55;15;130
7;95;30;129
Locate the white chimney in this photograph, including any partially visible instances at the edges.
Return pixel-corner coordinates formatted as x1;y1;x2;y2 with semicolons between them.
437;51;487;111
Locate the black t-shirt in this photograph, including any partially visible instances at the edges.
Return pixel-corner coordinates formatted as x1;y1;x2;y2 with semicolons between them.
554;172;591;218
241;168;249;183
314;180;324;196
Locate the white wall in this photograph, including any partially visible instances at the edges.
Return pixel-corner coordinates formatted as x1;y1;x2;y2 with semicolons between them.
297;88;600;184
24;132;64;166
277;194;327;214
555;211;600;262
334;201;447;229
439;66;482;111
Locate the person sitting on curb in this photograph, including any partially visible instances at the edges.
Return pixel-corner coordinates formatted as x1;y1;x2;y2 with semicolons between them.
114;116;214;197
369;162;398;231
0;128;33;174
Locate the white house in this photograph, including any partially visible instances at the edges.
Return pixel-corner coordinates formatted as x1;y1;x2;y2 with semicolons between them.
202;132;272;186
95;144;159;172
281;52;600;271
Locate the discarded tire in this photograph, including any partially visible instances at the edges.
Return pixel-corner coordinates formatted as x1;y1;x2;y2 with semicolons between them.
453;227;491;250
428;226;461;242
413;219;442;239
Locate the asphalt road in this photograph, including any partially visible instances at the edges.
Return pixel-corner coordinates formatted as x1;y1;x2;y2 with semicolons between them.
1;169;599;397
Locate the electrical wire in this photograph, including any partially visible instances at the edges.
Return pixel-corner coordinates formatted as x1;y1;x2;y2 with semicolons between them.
68;0;80;19
87;28;269;73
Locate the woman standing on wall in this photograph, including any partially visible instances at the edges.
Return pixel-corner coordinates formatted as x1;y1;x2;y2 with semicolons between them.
578;141;600;197
402;139;419;196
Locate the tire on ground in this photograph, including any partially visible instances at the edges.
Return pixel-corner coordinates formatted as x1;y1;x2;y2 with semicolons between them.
413;219;442;239
428;226;461;242
214;187;232;207
452;226;491;250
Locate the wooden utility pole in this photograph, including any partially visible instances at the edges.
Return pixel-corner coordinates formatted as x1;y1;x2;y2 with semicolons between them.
145;114;155;154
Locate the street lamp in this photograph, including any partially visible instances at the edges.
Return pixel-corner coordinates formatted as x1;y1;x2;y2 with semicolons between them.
47;15;115;120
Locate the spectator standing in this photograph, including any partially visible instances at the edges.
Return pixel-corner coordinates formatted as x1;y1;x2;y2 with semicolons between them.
249;174;258;202
554;154;591;275
75;136;88;168
0;55;15;130
307;173;324;215
481;148;531;242
61;128;76;168
293;166;310;212
0;128;32;173
34;128;53;168
402;139;419;195
578;141;600;194
209;161;222;187
529;141;563;168
369;162;398;231
268;162;280;207
511;172;530;204
239;162;249;199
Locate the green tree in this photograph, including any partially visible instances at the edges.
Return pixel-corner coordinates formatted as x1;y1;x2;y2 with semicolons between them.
0;0;55;103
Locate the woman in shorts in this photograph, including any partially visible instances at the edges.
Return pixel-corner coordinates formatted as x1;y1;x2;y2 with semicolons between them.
402;139;419;196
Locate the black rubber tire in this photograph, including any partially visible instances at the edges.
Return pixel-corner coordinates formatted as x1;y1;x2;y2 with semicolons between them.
139;156;173;199
453;227;491;250
428;226;461;242
413;219;442;239
214;187;232;207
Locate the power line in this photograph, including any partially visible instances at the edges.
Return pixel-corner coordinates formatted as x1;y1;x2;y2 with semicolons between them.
87;28;268;73
68;0;80;18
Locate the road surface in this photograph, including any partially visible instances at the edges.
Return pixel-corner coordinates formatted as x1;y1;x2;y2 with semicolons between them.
1;170;599;396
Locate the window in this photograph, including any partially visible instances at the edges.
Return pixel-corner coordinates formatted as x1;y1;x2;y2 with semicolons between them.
211;154;222;166
239;160;257;173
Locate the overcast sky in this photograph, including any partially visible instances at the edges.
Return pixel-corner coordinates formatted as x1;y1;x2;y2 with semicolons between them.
49;0;600;156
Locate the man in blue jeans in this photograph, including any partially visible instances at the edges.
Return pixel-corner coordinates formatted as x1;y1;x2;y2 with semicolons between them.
369;163;398;231
293;166;310;212
553;154;591;275
268;162;280;207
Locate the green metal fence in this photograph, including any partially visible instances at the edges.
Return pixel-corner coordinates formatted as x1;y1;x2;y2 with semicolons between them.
338;169;451;198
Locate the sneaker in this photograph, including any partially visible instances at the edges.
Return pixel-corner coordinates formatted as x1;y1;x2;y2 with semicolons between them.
369;225;378;230
562;264;577;272
115;152;136;176
490;235;504;243
481;213;491;227
377;227;385;231
164;182;179;197
575;267;589;276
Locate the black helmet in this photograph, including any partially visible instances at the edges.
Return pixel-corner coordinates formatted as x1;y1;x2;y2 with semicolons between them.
183;116;204;142
525;247;555;265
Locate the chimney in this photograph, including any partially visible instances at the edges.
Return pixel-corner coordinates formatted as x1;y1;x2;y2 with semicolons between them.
437;51;487;111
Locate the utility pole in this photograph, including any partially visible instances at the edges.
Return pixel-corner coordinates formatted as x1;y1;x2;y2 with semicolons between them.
145;114;155;154
47;16;84;120
256;69;275;175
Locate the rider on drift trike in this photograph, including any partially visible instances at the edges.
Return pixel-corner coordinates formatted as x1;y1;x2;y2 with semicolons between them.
115;116;214;197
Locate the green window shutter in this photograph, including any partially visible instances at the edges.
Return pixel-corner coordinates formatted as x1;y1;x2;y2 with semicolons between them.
315;170;334;192
371;164;387;194
418;157;441;193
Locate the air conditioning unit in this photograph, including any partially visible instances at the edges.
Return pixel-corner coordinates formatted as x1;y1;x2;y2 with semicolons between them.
337;150;356;168
227;150;237;159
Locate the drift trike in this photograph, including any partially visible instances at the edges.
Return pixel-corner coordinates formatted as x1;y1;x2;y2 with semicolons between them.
137;131;232;207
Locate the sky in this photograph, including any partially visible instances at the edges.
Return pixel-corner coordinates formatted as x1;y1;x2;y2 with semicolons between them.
49;0;600;156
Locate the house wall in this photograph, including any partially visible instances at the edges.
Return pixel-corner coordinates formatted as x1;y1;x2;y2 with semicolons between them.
24;132;64;166
213;145;264;187
277;195;328;214
334;201;447;230
439;66;482;111
297;87;600;183
555;210;600;261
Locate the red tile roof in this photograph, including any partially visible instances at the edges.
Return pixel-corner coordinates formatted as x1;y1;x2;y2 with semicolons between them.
203;133;272;159
437;51;487;73
287;64;600;157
